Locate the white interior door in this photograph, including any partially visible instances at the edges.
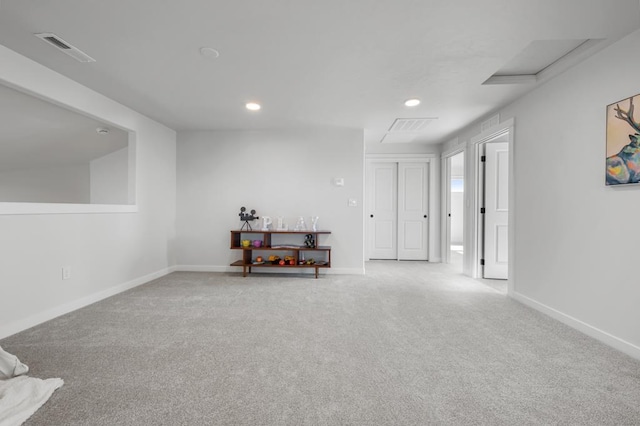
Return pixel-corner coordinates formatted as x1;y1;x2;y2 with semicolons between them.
367;162;398;259
483;142;509;279
398;162;429;260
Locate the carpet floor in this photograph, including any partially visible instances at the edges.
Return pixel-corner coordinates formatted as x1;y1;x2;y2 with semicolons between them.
2;261;640;425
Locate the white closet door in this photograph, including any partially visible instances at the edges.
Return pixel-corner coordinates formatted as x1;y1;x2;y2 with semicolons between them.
483;142;509;279
367;162;398;259
397;162;429;260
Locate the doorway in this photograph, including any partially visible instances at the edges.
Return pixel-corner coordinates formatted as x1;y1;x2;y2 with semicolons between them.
366;161;430;261
477;134;509;280
446;152;465;269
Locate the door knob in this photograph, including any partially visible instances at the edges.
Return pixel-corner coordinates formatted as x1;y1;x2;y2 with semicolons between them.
370;214;374;218
423;215;427;218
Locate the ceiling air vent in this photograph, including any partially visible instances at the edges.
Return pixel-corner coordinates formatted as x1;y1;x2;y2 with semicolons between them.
388;118;436;133
380;117;437;143
34;33;96;63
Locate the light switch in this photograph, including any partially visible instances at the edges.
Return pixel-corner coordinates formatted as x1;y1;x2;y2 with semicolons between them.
348;198;357;207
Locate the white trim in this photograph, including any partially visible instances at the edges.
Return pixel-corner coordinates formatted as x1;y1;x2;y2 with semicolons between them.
470;118;515;145
0;266;176;339
441;145;465;159
0;202;138;215
536;39;604;82
512;291;640;361
507;122;516;295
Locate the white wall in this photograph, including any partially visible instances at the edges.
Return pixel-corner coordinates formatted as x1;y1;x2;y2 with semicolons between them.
90;147;129;204
0;164;89;203
0;44;177;338
440;29;640;358
177;129;365;274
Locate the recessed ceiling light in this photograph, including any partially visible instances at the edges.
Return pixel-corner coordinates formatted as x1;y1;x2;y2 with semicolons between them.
246;102;261;111
199;47;220;58
404;98;421;107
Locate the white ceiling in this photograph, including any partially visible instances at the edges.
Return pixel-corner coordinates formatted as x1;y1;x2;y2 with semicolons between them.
0;1;638;146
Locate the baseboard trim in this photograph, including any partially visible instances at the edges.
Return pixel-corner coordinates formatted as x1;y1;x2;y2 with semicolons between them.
175;265;365;275
511;291;640;361
0;266;175;340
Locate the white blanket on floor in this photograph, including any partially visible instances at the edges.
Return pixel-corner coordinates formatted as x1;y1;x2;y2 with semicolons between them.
0;376;64;426
0;346;63;426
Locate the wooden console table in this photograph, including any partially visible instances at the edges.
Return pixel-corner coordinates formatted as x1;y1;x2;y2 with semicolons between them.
230;230;331;278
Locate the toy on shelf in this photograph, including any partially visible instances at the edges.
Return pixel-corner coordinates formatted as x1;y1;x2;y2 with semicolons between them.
304;234;316;248
238;207;258;231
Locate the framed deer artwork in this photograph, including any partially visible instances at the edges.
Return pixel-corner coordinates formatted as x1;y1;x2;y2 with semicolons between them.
606;94;640;185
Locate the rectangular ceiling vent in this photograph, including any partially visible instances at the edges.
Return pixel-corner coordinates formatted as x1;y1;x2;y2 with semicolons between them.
35;33;96;63
388;117;437;133
380;117;438;143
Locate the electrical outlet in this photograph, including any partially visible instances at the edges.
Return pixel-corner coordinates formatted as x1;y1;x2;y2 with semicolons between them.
62;267;71;280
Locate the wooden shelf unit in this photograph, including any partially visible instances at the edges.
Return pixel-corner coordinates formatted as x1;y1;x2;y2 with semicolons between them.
230;230;331;278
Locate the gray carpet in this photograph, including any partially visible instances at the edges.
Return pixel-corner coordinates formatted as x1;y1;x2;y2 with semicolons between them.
2;261;640;425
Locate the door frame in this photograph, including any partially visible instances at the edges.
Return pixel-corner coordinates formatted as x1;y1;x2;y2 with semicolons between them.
470;118;515;293
440;148;465;265
364;154;440;262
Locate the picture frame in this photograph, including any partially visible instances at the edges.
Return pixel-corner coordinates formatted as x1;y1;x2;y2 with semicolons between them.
606;93;640;185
